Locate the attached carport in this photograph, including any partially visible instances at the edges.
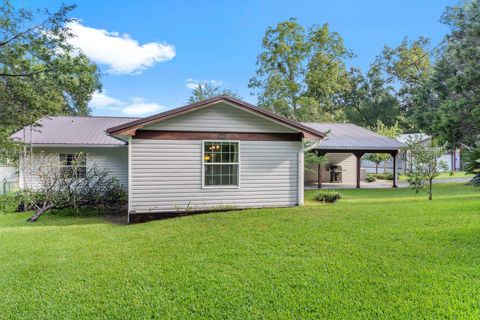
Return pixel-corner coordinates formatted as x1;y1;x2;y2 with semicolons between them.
303;123;404;189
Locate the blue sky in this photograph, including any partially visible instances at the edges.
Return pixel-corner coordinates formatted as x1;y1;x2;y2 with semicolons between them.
24;0;456;117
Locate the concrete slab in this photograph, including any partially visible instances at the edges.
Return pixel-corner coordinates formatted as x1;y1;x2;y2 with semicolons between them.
305;177;472;190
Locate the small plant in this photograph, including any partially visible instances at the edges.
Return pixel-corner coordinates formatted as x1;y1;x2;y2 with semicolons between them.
366;175;376;183
404;138;448;200
463;145;480;187
315;191;341;203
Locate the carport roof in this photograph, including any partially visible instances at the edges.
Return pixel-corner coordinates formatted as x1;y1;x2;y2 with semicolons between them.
303;122;404;151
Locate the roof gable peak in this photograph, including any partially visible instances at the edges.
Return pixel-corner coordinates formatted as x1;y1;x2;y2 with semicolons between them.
106;96;324;139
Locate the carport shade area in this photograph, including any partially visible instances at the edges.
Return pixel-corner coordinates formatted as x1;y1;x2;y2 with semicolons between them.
302;123;404;188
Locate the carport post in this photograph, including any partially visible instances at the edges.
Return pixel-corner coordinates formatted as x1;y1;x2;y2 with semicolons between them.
353;152;365;189
317;163;322;189
391;151;398;188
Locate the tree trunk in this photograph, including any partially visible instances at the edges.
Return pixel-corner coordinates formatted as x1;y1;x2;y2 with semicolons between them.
27;203;54;222
375;163;379;174
428;180;433;200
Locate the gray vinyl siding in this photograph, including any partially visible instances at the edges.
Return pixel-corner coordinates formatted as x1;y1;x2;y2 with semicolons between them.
130;139;300;213
20;147;128;189
143;102;296;133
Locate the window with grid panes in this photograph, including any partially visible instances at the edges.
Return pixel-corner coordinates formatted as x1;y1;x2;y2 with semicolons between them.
59;153;87;178
203;141;239;186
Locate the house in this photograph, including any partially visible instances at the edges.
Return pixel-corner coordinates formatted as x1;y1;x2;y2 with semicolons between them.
11;95;404;222
362;133;462;173
11;96;324;223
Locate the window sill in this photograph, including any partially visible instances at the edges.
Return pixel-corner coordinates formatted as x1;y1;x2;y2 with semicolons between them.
201;185;240;189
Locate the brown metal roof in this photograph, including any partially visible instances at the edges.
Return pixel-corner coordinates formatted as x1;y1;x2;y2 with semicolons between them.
10;116;403;151
10;116;138;146
303;122;404;151
106;95;325;139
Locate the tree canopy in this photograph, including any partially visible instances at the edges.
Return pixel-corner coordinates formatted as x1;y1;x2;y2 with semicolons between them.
251;1;478;151
249;19;352;121
0;1;101;156
412;1;480;147
187;82;240;103
341;66;400;128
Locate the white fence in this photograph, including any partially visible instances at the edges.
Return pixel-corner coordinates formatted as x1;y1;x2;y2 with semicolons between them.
0;165;18;195
362;150;461;174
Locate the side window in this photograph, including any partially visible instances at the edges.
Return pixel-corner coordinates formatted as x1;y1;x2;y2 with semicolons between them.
203;141;239;187
59;153;87;178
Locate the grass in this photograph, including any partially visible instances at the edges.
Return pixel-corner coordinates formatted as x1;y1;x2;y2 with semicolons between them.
1;183;479;319
399;171;474;181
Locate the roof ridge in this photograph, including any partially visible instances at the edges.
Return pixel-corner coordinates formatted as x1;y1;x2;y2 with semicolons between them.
47;115;140;119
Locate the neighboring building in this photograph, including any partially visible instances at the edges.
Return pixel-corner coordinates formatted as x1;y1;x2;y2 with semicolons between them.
362;133;462;173
11;96;324;222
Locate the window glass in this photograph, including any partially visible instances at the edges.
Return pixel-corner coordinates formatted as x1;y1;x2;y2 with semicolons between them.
59;153;87;178
203;142;239;186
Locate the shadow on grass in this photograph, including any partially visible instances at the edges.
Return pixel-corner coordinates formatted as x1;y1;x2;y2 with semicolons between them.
0;208;128;229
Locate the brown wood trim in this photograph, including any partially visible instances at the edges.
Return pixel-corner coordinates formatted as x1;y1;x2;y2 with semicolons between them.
133;130;303;141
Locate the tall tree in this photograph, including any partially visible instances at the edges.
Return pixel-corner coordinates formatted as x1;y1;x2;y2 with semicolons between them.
413;0;480;147
374;37;432;128
0;1;101;153
187;82;240;103
341;66;400;128
249;19;352;121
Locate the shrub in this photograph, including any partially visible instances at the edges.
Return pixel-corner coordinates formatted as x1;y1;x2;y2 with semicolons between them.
369;172;394;180
0;191;32;213
315;191;341;203
0;194;18;213
366;175;376;183
463;145;480;187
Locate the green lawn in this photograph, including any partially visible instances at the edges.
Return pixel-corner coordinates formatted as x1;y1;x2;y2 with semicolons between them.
399;171;474;181
1;184;479;319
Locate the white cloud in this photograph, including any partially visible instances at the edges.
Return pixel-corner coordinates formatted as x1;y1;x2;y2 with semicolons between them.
67;21;175;74
90;91;122;109
89;92;164;116
121;97;165;116
185;78;223;90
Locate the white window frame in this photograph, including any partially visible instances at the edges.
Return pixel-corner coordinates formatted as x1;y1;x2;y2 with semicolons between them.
59;153;87;179
201;140;240;189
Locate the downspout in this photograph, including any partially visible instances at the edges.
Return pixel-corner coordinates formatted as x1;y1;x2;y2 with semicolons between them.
21;127;26;189
298;142;304;206
127;136;132;224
